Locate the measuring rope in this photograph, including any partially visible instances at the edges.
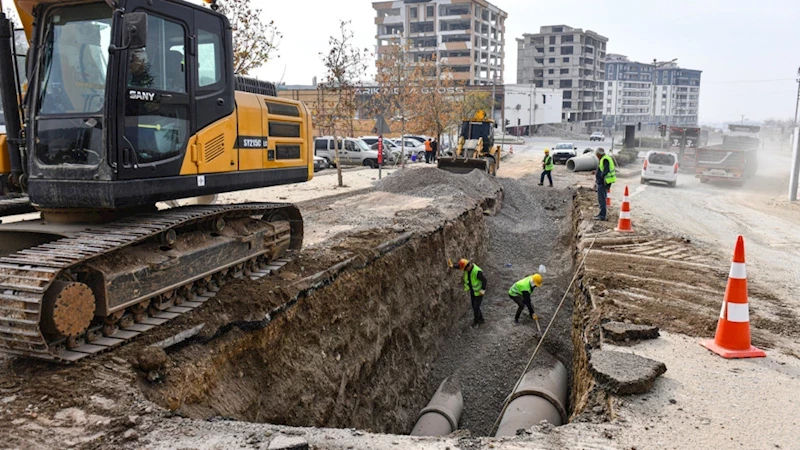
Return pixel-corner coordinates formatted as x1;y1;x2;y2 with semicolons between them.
489;236;597;436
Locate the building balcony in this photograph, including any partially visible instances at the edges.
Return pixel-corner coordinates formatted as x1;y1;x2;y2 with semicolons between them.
439;14;473;21
444;56;472;65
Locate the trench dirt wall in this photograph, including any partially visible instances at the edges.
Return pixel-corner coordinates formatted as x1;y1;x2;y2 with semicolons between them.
142;206;489;434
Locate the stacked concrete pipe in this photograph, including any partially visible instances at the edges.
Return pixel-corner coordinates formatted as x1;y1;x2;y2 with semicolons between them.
566;153;599;172
410;375;463;436
494;352;569;437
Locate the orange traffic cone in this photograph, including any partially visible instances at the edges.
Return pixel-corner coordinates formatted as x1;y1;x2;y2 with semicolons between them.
701;236;766;359
614;186;633;233
606;186;612;208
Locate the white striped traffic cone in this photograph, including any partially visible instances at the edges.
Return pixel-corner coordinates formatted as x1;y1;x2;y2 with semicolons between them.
614;186;633;233
701;236;765;359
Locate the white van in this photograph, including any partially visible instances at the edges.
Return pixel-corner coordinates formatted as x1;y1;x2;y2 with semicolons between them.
313;137;388;168
641;151;679;187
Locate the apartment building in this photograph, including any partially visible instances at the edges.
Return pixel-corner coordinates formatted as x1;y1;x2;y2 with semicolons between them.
517;25;608;130
373;0;507;86
603;54;654;129
654;62;702;126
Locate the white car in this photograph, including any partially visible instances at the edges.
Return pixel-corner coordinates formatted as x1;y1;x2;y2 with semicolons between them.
589;132;605;142
390;139;427;162
641;151;679;187
551;143;577;164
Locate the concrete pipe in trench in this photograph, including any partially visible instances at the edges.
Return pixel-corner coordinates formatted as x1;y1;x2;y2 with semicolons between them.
494;354;569;437
410;375;463;436
566;153;599;172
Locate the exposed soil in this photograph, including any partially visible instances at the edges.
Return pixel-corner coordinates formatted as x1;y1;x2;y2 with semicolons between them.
419;174;575;436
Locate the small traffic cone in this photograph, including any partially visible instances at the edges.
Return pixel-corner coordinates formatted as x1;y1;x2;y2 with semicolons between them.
606;186;612;208
701;236;766;359
614;186;633;233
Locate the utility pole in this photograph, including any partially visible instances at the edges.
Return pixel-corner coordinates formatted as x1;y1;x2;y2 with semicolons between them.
491;72;497;122
528;83;534;137
789;66;800;201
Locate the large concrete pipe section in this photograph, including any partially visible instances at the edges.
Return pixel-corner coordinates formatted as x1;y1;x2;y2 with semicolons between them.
566;153;599;172
410;375;463;436
494;353;569;437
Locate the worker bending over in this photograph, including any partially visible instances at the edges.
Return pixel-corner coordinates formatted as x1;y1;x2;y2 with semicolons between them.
451;259;488;326
508;274;543;323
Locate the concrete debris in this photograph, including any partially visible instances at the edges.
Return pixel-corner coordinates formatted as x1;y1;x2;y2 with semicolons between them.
535;124;589;140
602;321;660;342
375;166;502;205
135;346;168;372
589;350;667;395
268;434;309;450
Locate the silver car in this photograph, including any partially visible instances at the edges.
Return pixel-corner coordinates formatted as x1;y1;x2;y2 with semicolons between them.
313;137;388;169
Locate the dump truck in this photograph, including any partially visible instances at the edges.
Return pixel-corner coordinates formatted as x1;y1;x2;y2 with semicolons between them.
667;126;701;172
695;124;760;184
438;110;500;175
0;0;316;362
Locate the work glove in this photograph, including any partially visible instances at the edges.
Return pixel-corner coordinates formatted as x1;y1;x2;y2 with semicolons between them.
447;259;453;269
479;290;486;296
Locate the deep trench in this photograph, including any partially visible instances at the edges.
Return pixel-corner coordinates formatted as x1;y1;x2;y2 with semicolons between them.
139;174;576;436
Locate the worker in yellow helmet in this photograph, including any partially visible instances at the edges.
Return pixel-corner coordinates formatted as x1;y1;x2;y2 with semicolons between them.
539;149;554;187
449;258;488;327
508;273;543;323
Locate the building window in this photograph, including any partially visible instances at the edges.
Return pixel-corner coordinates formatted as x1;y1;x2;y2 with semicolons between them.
410;6;417;18
542;94;547;104
549;58;555;63
563;101;572;108
549;46;555;52
548;69;554;74
427;5;434;17
548;80;554;85
553;27;563;33
561;46;573;55
563;91;572;99
563;57;569;63
560;68;569;74
536;58;544;64
559;79;572;88
607;90;612;95
562;35;574;43
549;36;556;45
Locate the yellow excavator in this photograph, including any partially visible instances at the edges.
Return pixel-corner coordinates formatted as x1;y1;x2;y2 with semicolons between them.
437;110;500;176
0;0;314;362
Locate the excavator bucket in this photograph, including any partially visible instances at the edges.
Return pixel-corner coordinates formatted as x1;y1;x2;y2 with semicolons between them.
437;157;489;174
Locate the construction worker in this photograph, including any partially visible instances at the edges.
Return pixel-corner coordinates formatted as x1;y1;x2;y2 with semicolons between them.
424;138;434;164
451;258;487;326
594;148;616;221
538;149;554;187
508;274;543;323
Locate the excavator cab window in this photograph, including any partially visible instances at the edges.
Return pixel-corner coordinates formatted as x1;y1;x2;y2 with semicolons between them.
34;3;112;166
123;14;189;165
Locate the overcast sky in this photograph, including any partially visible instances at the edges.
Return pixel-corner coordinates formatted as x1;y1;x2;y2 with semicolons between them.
251;0;800;124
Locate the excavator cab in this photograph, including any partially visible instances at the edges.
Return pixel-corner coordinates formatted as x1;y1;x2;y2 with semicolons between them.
438;110;500;176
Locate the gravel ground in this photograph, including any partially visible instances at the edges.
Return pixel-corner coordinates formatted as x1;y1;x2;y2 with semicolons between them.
609;332;800;450
419;172;575;437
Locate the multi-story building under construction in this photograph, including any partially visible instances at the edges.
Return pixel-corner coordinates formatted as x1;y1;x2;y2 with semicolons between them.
372;0;507;86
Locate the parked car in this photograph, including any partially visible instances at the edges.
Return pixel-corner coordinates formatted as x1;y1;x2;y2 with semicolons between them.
589;132;605;142
390;138;427;162
551;143;578;164
313;156;329;172
313;136;387;169
641;151;679;187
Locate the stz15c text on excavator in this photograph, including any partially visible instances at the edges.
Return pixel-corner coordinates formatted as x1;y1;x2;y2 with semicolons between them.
437;110;500;176
0;0;315;362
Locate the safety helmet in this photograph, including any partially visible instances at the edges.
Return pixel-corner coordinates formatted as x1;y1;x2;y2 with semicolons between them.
458;259;470;271
544;148;550;154
531;273;543;287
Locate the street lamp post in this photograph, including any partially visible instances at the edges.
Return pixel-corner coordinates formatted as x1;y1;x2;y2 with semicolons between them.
789;66;800;201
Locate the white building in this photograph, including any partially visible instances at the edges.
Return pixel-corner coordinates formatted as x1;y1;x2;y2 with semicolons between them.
503;85;563;134
373;0;507;86
603;54;654;129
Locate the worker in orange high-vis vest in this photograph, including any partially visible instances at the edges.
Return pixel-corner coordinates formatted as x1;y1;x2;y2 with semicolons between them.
424;138;434;164
449;258;488;327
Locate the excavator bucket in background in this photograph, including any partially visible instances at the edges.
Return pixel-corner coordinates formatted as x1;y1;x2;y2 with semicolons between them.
437;157;489;174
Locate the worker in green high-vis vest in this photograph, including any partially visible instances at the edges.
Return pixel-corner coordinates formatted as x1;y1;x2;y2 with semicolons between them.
450;258;488;327
508;273;543;323
539;149;554;187
594;147;616;221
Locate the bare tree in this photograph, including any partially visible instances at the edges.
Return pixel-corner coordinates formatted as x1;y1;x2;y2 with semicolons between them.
374;41;426;167
409;57;459;148
216;0;282;75
315;21;369;187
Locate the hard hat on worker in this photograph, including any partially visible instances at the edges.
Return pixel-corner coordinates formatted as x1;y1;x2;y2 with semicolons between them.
458;259;470;271
544;148;550;154
531;273;543;287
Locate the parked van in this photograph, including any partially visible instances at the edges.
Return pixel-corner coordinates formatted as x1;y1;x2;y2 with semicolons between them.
641;151;679;187
313;137;388;168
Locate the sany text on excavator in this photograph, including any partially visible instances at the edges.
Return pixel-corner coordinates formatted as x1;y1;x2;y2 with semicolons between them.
437;110;500;176
0;0;315;362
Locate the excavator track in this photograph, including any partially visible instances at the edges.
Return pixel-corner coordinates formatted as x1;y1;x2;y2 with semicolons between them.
0;203;302;363
0;194;35;218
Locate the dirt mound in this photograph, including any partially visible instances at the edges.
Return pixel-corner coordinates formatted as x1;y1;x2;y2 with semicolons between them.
375;167;502;205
